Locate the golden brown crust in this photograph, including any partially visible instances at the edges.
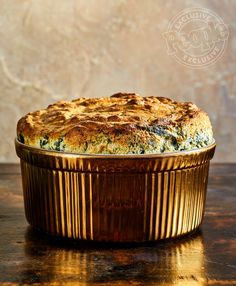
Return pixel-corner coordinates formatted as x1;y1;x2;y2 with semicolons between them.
17;93;214;154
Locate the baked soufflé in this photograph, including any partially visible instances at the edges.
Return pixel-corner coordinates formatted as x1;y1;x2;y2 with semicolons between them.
17;93;214;154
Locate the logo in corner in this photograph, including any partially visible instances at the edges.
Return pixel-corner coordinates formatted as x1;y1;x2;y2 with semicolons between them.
163;7;229;68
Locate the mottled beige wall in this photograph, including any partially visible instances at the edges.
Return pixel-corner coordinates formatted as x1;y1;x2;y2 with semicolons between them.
0;0;235;162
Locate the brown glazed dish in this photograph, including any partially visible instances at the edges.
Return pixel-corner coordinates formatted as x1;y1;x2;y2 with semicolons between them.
15;139;215;242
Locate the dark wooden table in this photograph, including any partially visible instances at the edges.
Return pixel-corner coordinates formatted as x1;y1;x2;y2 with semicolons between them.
0;163;235;285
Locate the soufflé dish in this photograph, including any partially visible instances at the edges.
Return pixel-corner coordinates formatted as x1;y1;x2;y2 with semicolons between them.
15;93;216;242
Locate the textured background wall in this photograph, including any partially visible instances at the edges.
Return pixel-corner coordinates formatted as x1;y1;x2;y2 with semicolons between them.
0;0;235;162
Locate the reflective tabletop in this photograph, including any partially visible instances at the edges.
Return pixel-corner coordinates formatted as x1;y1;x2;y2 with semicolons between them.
0;164;235;285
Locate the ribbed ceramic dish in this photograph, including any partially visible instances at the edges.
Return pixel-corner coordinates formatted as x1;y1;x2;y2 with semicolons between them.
15;139;216;242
